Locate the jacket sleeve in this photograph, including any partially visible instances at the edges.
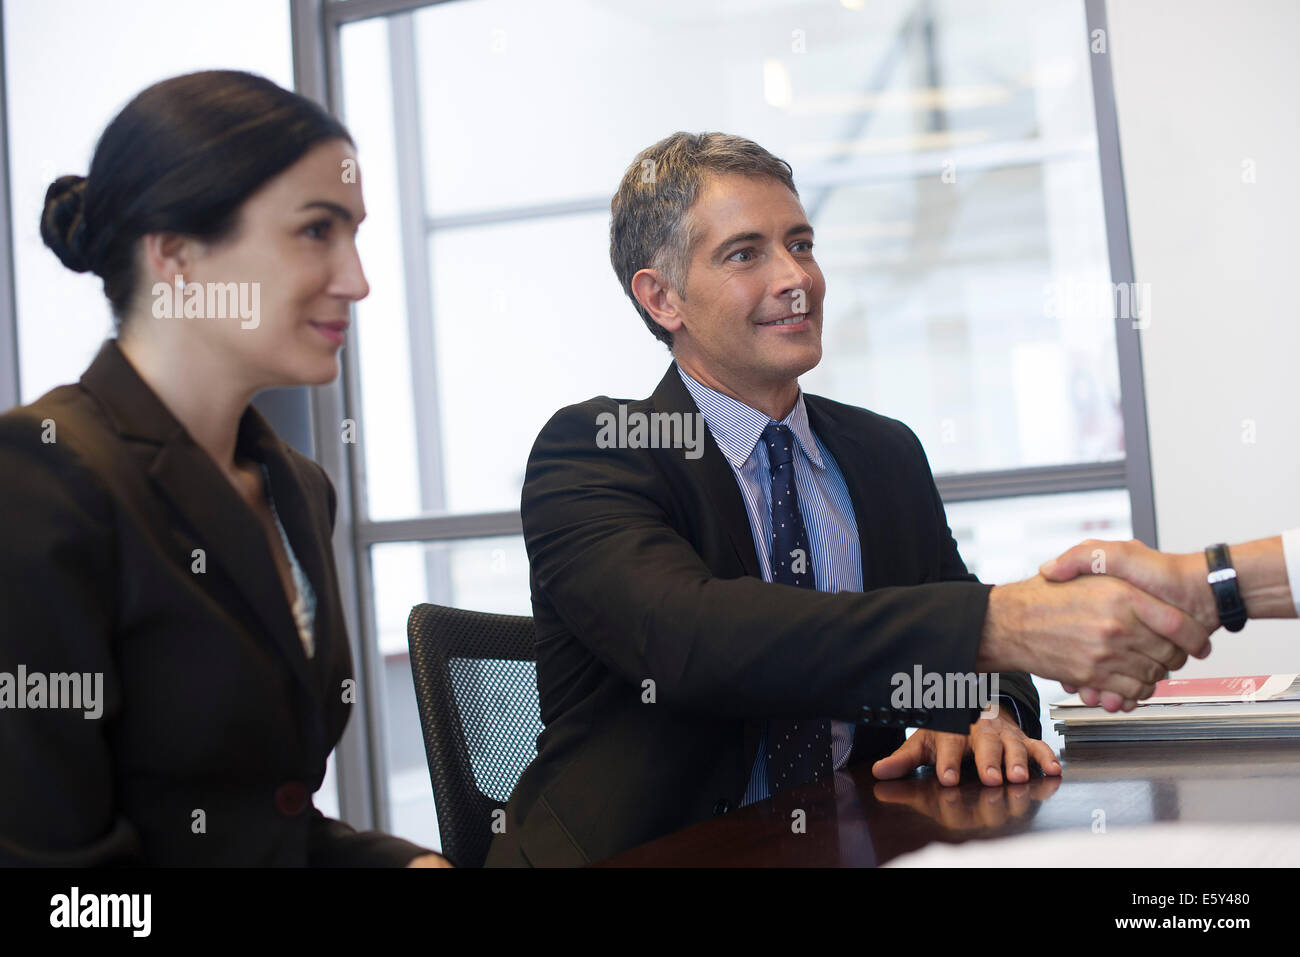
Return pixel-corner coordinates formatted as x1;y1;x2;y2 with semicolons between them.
902;423;1043;739
306;808;432;867
304;459;438;867
0;411;144;866
522;402;995;733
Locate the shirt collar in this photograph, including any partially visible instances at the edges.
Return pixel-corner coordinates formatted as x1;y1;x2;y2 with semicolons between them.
677;365;825;471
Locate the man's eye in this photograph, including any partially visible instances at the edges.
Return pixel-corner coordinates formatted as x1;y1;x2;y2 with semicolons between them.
728;248;755;262
792;240;814;253
305;220;332;240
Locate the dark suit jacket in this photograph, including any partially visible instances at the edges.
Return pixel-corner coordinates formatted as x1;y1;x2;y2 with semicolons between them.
485;362;1041;867
0;339;428;866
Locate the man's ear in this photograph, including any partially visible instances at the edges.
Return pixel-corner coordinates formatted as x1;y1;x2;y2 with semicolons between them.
631;267;685;339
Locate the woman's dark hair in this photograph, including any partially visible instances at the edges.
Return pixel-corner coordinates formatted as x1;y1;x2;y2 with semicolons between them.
40;70;353;324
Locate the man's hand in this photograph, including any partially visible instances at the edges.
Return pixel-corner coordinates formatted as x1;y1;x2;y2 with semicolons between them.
975;573;1211;705
1039;538;1220;711
1040;538;1219;631
871;709;1061;787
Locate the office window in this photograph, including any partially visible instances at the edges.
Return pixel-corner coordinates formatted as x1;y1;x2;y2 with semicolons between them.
325;0;1145;846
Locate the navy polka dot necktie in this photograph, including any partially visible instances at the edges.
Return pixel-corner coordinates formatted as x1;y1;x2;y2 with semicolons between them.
761;422;832;793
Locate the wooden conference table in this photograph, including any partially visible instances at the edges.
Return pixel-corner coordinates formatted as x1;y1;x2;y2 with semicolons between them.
598;739;1300;866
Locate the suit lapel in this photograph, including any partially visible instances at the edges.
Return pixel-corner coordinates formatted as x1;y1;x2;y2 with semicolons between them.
805;395;902;765
650;362;762;579
80;339;316;695
248;415;335;686
804;395;881;591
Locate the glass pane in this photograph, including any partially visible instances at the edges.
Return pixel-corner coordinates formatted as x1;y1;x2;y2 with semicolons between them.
802;158;1120;475
339;17;427;520
368;536;531;850
426;215;668;514
946;487;1134;754
338;0;1122;519
315;751;340;820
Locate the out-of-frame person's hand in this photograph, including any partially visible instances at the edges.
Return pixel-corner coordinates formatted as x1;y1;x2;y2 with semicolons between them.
871;708;1061;787
976;573;1211;705
1039;538;1221;712
1040;538;1220;631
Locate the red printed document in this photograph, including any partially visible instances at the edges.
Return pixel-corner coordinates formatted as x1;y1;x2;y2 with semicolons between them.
1055;673;1299;707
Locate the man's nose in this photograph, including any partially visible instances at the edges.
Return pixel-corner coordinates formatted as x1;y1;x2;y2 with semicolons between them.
773;250;813;303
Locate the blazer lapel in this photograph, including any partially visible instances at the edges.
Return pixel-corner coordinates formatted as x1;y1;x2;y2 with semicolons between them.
247;413;335;686
804;395;880;591
650;362;762;579
79;339;315;695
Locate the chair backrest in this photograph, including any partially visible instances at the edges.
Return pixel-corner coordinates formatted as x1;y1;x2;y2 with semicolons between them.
406;603;542;868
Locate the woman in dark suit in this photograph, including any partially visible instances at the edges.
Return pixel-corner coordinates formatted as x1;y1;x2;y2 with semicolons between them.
0;70;448;866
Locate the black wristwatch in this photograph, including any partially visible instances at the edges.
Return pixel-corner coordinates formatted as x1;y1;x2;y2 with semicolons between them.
1205;544;1248;632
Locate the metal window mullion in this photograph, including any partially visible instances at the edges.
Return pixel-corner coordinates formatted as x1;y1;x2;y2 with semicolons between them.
387;16;451;526
1085;0;1157;546
324;0;451;28
358;510;524;546
935;460;1127;503
349;460;1131;547
293;0;384;833
0;1;21;412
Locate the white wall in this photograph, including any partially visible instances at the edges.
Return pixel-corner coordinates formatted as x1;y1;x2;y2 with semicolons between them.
1107;0;1300;672
6;0;293;403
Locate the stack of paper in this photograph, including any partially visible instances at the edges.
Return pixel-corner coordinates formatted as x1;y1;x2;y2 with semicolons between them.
1051;674;1300;743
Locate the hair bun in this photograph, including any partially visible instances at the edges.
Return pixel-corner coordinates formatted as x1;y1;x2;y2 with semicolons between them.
40;174;94;273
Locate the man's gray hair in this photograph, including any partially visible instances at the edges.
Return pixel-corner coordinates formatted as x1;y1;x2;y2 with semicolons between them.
609;132;798;350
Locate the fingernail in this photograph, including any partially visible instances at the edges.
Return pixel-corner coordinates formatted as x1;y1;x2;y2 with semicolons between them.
1013;764;1025;777
1039;560;1054;575
943;769;957;784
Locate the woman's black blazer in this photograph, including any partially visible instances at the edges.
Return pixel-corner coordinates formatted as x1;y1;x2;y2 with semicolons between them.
0;339;426;866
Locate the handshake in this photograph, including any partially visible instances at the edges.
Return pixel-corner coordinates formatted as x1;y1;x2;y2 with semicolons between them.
975;534;1297;713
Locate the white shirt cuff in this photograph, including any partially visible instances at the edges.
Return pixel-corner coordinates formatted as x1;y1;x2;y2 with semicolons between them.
996;694;1023;730
1281;528;1300;617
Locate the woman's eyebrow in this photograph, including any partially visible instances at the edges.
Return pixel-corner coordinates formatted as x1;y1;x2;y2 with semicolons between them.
297;200;362;224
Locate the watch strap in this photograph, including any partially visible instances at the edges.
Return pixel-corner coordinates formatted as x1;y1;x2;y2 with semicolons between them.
1205;543;1248;632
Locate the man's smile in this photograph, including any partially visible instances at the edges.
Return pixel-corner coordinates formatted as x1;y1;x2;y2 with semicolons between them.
756;313;814;329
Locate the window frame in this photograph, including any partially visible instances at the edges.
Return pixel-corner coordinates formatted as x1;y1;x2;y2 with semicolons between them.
290;0;1152;835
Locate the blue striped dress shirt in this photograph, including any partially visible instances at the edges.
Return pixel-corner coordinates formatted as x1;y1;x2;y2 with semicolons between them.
678;367;861;805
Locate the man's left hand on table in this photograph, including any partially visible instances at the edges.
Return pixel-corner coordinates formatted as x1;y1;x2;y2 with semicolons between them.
871;708;1061;786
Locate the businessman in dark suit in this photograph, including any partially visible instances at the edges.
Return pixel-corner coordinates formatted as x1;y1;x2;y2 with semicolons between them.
486;132;1211;867
0;339;432;866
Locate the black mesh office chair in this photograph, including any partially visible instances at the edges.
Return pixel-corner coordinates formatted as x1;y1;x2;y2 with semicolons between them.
406;603;542;868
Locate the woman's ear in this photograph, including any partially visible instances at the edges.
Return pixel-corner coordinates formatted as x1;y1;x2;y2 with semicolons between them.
139;231;205;287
